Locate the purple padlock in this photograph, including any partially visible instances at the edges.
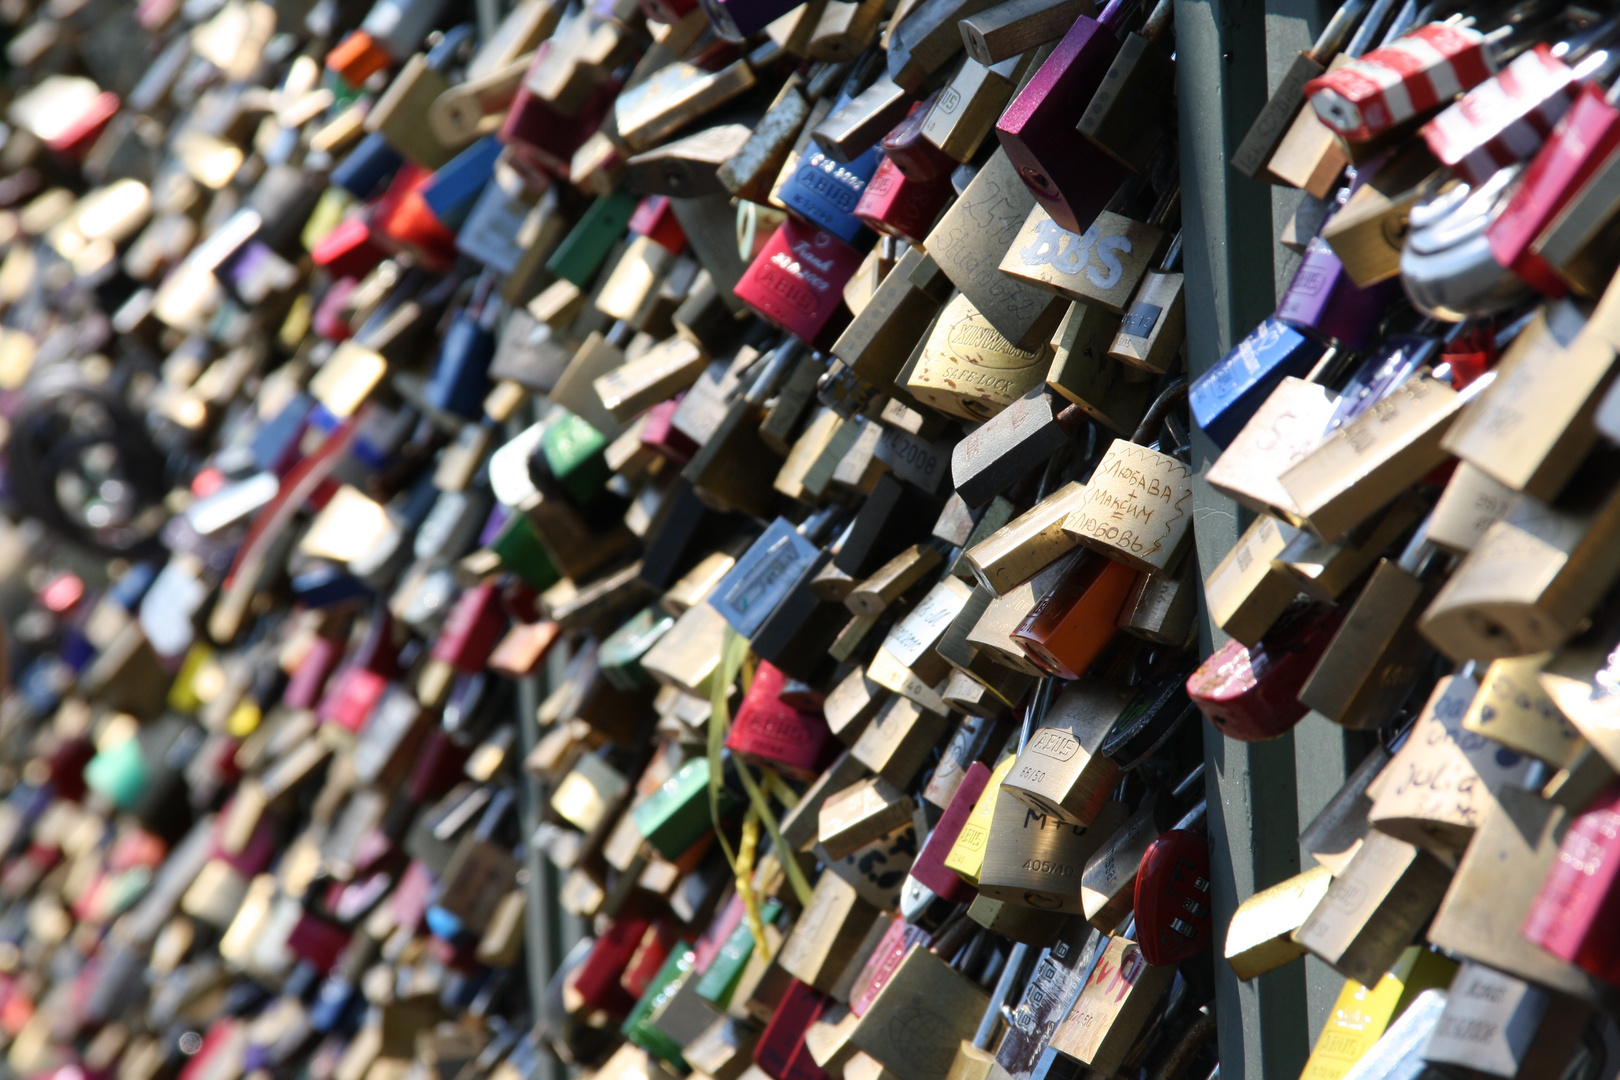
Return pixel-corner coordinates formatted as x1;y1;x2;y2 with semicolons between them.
1276;237;1400;350
996;0;1132;235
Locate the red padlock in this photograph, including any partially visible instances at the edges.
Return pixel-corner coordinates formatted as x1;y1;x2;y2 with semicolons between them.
1306;22;1493;143
734;217;862;347
282;632;345;711
908;760;990;904
853;156;953;244
754;979;831;1080
1420;44;1577;185
1186;601;1345;741
1523;782;1620;984
724;661;838;780
1489;82;1620;296
573;917;651;1015
430;583;507;673
848;920;929;1017
629;195;689;255
318;607;403;732
1132;828;1212;966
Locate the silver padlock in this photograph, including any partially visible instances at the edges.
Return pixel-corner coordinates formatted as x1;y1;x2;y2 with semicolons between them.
1400;165;1532;321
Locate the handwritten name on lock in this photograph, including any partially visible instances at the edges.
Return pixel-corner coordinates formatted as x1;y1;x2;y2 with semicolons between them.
1085;942;1150;1007
1068;442;1192;573
1006;211;1162;312
1379;677;1529;831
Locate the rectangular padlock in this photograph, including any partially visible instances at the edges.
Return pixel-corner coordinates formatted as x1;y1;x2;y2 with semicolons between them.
923;149;1069;350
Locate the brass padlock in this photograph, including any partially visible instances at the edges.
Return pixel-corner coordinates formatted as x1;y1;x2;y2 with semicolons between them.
1064;438;1194;575
1366;673;1535;857
999;678;1134;826
1291;829;1452;989
1419;457;1620;663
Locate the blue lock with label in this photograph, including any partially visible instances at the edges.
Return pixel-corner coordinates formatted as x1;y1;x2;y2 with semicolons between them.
1190;317;1321;450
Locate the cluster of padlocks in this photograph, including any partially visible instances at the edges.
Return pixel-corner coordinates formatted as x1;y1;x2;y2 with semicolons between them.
7;0;1620;1076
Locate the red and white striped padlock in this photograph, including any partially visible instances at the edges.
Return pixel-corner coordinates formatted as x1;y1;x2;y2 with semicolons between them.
1305;22;1494;142
1421;44;1577;184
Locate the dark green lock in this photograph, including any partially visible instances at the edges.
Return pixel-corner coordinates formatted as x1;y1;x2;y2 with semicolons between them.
599;607;676;690
540;410;612;506
633;757;739;860
546;191;639;288
491;514;561;592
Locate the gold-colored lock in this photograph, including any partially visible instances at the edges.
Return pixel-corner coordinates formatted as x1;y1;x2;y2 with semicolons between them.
775;407;846;503
1000;679;1134;826
846;544;944;617
1265;55;1351;197
965;557;1068;677
720;80;810;204
365;55;456;168
1270;489;1426;603
919;54;1027;163
964;481;1085;595
807;0;886;60
1079;795;1162;930
626;124;753;199
1421;962;1591;1080
777;871;882;993
976;797;1128;913
849;691;950;787
1419;469;1620;663
1367;673;1534;857
1297;556;1434;730
906;293;1056;421
922;149;1069;352
848;946;991;1080
1224;865;1333;980
1064;439;1193;575
1201;514;1305;647
1107;240;1185;376
429;52;535;149
1442;305;1614;503
824;667;888;743
1044;302;1152;436
1116;552;1195;645
999;207;1164;315
1320;143;1440;286
1046;935;1175;1077
1428;787;1619;1006
593;336;706;424
1205;376;1337;522
1291;830;1452;989
818;777;915;861
1463;654;1583;767
1427;460;1515;556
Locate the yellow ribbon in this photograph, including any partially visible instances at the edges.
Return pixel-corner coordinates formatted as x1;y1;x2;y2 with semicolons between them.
706;628;815;960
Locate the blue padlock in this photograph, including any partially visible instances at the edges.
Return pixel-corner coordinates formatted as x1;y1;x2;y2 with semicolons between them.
1190;318;1322;449
707;517;821;639
330;132;404;201
777;145;882;249
424;310;496;419
421;136;503;233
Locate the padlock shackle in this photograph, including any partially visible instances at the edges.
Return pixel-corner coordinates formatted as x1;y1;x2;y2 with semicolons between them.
1311;0;1376;61
972;940;1035;1048
1344;0;1402;58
